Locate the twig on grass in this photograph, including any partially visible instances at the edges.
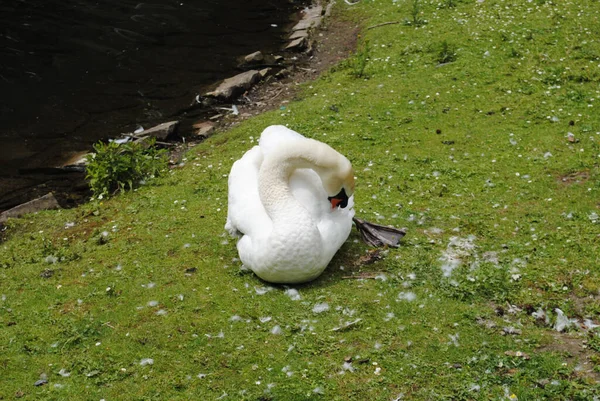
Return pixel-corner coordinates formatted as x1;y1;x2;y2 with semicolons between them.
267;88;284;101
367;21;400;30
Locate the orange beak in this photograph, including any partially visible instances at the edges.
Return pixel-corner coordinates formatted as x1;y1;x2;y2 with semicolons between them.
328;188;349;209
330;198;342;209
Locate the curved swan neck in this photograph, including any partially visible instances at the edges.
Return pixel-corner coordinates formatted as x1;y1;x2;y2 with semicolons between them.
258;139;344;222
258;157;306;223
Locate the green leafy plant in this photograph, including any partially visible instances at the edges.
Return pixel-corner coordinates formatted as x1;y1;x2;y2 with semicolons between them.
350;40;371;78
85;138;168;197
404;0;427;26
508;47;522;58
436;40;458;64
441;0;458;9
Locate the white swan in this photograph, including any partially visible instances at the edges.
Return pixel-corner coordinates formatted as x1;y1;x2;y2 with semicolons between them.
225;125;355;284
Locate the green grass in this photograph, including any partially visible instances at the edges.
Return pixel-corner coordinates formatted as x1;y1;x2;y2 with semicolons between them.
2;0;600;399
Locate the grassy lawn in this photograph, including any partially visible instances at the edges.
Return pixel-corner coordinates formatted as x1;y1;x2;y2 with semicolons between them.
1;0;600;399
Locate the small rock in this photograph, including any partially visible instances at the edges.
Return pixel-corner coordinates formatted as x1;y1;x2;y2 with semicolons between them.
325;2;334;17
193;121;215;138
304;5;324;19
275;69;289;79
34;379;48;387
292;6;323;31
259;68;272;79
0;193;61;224
273;55;284;63
206;70;261;101
244;51;264;64
285;37;307;51
135;121;179;141
61;151;92;167
289;30;309;40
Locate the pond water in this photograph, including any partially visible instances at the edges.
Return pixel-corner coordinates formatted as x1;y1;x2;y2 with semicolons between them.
0;0;304;211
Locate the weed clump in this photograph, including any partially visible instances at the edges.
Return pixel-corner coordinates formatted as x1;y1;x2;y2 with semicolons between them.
349;40;371;78
85;139;168;198
404;0;427;26
436;40;458;64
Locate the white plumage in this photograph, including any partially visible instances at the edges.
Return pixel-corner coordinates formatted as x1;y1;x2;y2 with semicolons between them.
225;125;355;283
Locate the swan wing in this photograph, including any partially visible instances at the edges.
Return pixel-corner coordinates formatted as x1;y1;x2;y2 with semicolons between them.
225;146;272;238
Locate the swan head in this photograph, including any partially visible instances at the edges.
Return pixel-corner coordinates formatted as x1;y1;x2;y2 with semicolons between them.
323;160;355;209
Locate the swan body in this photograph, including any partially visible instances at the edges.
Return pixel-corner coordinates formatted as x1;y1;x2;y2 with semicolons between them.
225;125;355;283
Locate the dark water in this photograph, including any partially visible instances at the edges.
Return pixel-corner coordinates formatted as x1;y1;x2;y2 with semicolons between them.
0;0;304;211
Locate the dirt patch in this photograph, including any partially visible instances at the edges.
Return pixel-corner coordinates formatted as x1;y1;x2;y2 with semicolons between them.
488;301;600;382
557;170;590;185
537;330;600;382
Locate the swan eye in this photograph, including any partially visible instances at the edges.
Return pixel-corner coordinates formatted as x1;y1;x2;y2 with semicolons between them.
328;188;349;209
